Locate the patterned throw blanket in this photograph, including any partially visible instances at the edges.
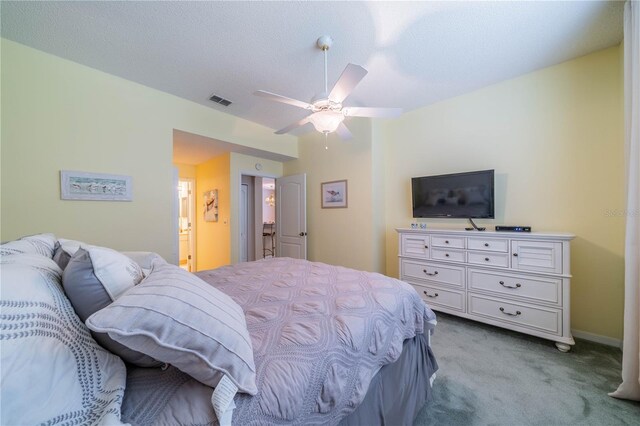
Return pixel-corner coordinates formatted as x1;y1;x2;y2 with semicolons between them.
195;258;437;425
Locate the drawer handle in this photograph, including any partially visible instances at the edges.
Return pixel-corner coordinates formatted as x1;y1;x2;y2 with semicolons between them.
424;245;429;249
484;257;490;261
423;269;439;276
499;281;522;289
499;307;521;316
513;253;518;257
445;240;449;244
445;253;450;257
423;291;438;298
484;243;489;247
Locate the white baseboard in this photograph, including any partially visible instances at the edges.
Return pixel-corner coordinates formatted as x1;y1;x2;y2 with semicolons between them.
572;329;622;349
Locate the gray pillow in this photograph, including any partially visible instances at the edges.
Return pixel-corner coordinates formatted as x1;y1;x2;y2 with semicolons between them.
62;248;161;367
86;260;257;395
52;242;72;270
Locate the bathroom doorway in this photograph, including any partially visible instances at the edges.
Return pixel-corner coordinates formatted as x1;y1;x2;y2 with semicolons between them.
178;179;196;271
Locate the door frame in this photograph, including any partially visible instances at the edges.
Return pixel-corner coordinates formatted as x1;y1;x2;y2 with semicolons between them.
237;171;278;263
178;177;197;271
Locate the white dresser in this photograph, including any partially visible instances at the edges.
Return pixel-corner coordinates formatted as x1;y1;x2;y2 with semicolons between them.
397;228;575;351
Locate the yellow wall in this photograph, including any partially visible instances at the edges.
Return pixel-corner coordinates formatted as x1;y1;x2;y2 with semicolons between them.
175;163;196;179
382;45;625;339
195;153;231;270
2;38;624;340
284;119;381;272
1;39;296;261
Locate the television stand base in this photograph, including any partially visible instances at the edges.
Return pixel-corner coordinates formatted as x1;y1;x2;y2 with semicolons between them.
466;218;486;231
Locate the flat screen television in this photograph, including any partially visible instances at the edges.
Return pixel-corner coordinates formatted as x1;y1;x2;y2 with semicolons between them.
412;170;495;218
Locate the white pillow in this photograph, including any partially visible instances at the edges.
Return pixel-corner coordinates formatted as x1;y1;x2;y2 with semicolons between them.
0;233;57;258
86;260;258;396
57;238;87;256
0;254;127;425
121;251;166;276
87;245;144;300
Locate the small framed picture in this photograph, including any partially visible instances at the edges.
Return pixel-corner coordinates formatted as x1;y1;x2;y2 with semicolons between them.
321;180;348;209
203;189;218;222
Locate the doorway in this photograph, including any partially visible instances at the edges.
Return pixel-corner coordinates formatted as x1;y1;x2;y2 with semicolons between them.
239;175;278;262
238;174;307;262
178;179;196;271
262;178;276;258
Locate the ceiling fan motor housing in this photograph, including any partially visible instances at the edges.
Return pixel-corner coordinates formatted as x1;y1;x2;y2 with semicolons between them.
310;93;341;111
316;35;333;51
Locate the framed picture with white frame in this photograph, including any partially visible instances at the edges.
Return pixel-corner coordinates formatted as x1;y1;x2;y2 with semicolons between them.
60;170;132;201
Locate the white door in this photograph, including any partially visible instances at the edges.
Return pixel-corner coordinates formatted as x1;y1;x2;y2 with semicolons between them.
276;174;307;259
240;184;249;262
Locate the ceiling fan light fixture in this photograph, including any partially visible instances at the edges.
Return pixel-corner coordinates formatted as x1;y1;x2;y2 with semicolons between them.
256;35;396;140
308;110;344;134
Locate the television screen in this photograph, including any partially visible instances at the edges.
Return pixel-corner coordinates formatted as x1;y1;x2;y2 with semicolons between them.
412;170;495;218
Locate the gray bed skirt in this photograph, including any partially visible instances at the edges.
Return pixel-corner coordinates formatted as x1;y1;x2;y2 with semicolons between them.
340;332;438;426
121;332;437;426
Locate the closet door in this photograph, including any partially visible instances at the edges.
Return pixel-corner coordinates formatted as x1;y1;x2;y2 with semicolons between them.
276;174;307;259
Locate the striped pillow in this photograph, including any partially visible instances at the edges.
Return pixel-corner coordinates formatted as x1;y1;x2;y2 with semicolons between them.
86;260;257;395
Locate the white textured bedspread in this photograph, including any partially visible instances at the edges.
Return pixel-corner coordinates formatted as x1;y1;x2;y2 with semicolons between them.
195;258;437;425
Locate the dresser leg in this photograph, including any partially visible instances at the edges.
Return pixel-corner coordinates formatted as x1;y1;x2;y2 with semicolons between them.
555;342;571;352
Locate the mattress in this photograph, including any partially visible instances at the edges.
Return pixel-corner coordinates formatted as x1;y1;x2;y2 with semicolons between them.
122;258;438;425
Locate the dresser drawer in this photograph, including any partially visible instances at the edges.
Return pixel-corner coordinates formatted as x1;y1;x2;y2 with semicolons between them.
401;234;430;259
468;294;561;335
511;240;563;274
431;235;465;249
431;247;466;263
413;283;465;312
401;259;465;288
467;238;508;252
468;269;561;305
467;251;509;268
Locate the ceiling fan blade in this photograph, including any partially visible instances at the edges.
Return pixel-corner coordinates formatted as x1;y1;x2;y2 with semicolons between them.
275;114;312;135
335;123;353;140
343;107;403;118
328;64;368;103
254;90;313;110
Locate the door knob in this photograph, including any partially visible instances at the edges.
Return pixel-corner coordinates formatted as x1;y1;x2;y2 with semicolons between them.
299;232;307;237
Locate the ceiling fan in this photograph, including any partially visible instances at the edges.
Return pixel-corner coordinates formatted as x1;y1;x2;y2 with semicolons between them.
254;35;402;140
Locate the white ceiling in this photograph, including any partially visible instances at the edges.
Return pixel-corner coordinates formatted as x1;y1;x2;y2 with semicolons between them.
2;1;624;138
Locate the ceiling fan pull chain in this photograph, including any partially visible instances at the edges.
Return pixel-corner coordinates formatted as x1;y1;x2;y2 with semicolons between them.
324;132;329;150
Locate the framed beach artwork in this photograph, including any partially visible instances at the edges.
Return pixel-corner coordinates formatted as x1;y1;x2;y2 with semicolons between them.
204;189;218;222
60;170;132;201
321;180;348;209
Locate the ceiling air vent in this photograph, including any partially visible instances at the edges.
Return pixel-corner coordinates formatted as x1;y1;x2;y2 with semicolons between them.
209;94;232;107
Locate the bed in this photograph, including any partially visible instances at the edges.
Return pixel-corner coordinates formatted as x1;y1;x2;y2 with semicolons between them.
0;234;438;426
